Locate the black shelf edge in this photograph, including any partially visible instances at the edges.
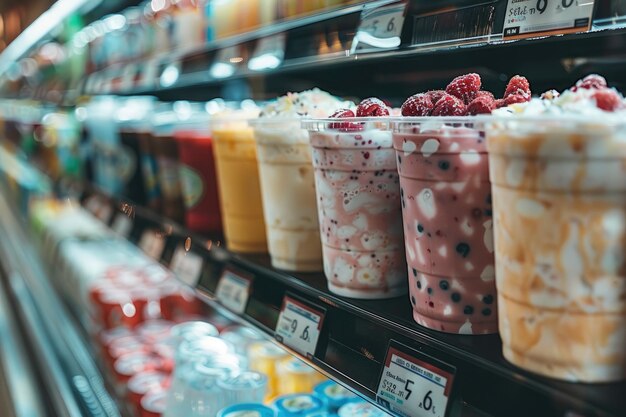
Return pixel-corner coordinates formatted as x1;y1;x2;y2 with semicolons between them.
77;184;626;417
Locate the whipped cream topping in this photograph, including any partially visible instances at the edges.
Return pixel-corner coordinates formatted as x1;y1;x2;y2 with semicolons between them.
259;88;353;118
493;87;626;118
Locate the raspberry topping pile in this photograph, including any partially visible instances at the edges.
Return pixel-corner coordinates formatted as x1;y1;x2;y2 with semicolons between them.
401;73;532;116
572;74;608;92
328;108;360;131
356;97;390;117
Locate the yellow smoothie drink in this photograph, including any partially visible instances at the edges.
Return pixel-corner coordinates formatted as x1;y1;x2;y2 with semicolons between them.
487;81;626;383
212;110;267;253
252;89;353;271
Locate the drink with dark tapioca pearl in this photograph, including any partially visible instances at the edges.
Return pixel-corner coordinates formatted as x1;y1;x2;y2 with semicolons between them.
392;119;497;334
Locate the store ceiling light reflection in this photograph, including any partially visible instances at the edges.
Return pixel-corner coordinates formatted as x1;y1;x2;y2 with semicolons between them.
210;62;235;79
248;54;281;71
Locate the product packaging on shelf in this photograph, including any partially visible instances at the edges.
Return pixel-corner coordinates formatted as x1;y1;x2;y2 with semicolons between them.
303;114;406;300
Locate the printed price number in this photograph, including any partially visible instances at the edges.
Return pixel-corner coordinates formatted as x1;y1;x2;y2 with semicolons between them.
170;245;204;286
353;2;406;52
111;213;133;238
139;229;166;261
275;296;325;358
503;0;594;38
215;269;252;314
376;343;455;417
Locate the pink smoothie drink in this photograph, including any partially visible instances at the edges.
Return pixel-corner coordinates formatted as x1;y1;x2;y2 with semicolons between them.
304;119;406;299
392;118;497;334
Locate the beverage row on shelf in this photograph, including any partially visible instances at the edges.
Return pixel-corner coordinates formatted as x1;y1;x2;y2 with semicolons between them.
1;72;625;385
75;0;362;71
26;196;385;417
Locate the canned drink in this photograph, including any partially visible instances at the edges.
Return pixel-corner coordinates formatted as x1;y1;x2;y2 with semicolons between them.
130;288;163;322
164;356;241;417
107;335;151;368
220;325;264;357
217;371;268;406
137;319;175;344
313;381;358;412
276;358;323;396
99;326;136;347
127;371;170;417
171;321;220;343
174;336;234;367
94;289;143;329
248;341;288;399
140;264;174;285
217;403;276;417
159;283;203;321
273;394;325;417
140;389;168;417
337;401;391;417
114;352;163;395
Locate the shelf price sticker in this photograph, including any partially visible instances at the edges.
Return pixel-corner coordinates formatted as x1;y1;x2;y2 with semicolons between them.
352;1;407;53
139;229;166;261
111;213;133;238
376;342;455;417
215;268;252;314
275;296;325;358
170;244;204;287
503;0;595;39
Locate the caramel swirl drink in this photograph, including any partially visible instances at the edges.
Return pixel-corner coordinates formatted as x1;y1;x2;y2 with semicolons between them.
212;108;267;253
487;85;626;382
392;118;497;334
252;89;352;271
304;118;406;299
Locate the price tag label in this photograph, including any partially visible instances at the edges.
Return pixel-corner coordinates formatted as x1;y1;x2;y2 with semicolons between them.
503;0;594;38
111;213;133;238
170;245;204;286
376;342;455;417
215;268;252;314
352;2;407;53
275;296;325;358
139;229;166;261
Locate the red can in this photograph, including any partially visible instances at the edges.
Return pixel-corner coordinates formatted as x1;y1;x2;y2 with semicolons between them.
107;336;151;369
127;371;169;417
139;264;173;286
175;126;222;233
92;288;144;329
136;319;174;344
130;288;163;323
152;340;176;374
159;282;203;321
113;352;163;392
140;389;168;417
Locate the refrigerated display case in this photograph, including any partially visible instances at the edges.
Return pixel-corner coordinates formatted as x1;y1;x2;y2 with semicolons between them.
1;1;626;417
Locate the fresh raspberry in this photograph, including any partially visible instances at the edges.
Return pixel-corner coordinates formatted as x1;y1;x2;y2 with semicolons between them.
504;75;531;99
495;99;506;108
329;108;360;130
426;90;446;103
466;96;496;115
401;93;433;116
445;73;481;104
330;108;355;118
432;93;466;116
356;97;390;117
475;91;495;101
592;89;625;112
573;74;607;91
503;93;530;106
541;89;560;100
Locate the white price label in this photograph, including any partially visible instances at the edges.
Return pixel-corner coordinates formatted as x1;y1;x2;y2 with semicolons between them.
139;229;166;260
503;0;594;38
275;297;324;358
353;2;406;53
170;245;203;286
377;345;455;417
111;213;133;238
215;269;251;314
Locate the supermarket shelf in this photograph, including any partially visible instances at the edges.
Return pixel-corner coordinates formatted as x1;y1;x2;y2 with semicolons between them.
0;188;122;417
85;26;626;101
79;185;626;417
